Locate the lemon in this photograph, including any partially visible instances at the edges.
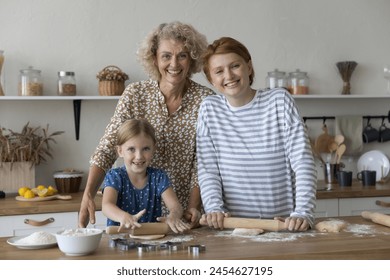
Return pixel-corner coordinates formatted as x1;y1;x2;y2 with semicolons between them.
47;186;57;196
37;188;48;197
23;190;35;199
36;185;46;191
18;187;30;197
31;188;39;195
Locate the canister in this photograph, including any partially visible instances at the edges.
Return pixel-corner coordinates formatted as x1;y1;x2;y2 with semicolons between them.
58;71;76;96
18;66;43;96
0;50;4;96
265;69;287;89
288;69;309;95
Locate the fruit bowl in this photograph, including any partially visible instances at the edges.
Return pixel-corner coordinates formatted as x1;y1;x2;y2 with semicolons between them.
55;228;103;256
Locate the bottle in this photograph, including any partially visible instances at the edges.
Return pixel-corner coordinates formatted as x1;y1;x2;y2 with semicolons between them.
288;69;309;95
265;68;287;89
0;50;4;96
58;71;76;96
18;66;43;96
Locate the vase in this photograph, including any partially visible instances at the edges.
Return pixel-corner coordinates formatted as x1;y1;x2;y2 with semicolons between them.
0;162;35;194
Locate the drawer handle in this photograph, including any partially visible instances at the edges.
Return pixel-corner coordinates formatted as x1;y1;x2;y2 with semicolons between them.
24;217;55;226
375;200;390;208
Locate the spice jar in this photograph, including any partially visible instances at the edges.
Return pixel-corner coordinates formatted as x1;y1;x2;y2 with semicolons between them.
288;69;309;95
0;50;4;96
18;66;43;96
266;69;287;89
58;71;76;96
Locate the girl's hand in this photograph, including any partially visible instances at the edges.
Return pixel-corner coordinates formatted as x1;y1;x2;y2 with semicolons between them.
274;216;310;232
157;216;190;233
118;209;146;232
183;208;201;229
199;212;229;229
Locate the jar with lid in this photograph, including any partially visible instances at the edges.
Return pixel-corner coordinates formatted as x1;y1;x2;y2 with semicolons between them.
18;66;43;96
266;68;288;89
58;71;76;96
288;69;309;95
0;50;5;96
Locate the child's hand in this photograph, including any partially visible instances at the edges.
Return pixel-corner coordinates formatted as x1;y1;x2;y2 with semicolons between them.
118;209;146;232
183;208;201;228
157;216;190;233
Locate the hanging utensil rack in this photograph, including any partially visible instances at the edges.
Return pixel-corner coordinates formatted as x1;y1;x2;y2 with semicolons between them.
302;110;390;123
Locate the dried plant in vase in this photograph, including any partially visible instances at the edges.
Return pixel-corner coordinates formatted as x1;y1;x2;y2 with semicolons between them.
336;61;358;95
0;122;64;169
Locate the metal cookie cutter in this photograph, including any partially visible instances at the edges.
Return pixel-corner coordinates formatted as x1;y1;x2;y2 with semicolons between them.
188;244;206;255
116;239;138;251
137;243;158;253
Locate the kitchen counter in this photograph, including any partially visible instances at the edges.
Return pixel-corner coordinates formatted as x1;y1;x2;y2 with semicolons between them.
1;216;390;260
1;182;390;216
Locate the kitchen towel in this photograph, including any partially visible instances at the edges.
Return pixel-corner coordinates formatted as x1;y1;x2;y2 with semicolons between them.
335;115;363;156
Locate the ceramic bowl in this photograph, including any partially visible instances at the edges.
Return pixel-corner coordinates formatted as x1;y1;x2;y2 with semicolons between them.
55;228;103;256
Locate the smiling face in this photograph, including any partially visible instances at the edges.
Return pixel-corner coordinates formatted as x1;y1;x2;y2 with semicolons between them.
155;39;191;87
208;52;254;106
117;133;155;177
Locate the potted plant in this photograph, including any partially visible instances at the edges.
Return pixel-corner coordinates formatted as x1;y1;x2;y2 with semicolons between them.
0;122;64;193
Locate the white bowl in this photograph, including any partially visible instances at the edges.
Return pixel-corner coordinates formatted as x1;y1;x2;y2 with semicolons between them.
55;228;103;256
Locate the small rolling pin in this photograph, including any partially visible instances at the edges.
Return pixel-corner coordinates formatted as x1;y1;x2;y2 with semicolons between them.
361;211;390;228
199;216;286;231
106;222;170;235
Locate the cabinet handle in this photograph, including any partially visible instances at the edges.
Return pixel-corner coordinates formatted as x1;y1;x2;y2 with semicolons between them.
24;217;55;226
375;200;390;208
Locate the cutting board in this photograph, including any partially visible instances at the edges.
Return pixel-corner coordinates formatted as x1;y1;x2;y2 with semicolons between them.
15;194;72;202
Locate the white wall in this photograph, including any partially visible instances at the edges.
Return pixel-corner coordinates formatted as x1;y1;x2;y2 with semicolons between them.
1;0;390;187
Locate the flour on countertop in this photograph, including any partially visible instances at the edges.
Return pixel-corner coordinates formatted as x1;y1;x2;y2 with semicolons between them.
16;231;56;245
215;230;317;242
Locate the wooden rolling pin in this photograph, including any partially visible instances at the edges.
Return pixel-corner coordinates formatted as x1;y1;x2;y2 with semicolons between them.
106;222;170;235
200;216;286;231
361;211;390;228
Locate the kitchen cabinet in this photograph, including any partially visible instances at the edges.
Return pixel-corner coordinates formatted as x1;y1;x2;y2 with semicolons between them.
315;196;390;218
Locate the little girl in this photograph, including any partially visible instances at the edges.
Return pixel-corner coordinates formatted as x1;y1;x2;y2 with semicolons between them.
102;119;190;233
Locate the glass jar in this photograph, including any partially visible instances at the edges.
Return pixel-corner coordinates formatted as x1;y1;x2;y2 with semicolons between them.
58;71;76;96
288;69;309;95
18;66;43;96
266;68;287;89
0;50;4;96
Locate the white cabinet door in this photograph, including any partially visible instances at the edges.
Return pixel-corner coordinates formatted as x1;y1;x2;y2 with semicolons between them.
339;197;390;216
314;199;339;218
0;212;78;237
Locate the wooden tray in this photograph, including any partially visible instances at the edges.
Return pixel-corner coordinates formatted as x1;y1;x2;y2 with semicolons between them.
15;194;72;202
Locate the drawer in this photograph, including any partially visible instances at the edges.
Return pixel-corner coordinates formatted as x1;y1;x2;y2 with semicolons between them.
339;196;390;216
0;212;78;237
314;199;339;218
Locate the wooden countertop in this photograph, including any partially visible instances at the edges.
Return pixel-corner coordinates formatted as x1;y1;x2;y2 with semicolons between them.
1;216;390;260
0;192;102;216
1;181;390;216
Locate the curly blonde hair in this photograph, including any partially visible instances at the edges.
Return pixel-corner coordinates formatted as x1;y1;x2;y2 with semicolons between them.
137;21;208;81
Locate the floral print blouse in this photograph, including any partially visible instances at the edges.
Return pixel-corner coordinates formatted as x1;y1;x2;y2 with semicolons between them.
90;79;214;211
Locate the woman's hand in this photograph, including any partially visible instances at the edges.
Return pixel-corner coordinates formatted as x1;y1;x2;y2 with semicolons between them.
199;212;229;229
274;216;310;232
157;216;190;233
183;208;201;229
118;209;146;232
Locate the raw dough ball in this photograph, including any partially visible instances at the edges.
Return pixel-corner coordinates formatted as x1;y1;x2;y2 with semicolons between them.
130;234;165;240
231;228;264;236
315;220;347;233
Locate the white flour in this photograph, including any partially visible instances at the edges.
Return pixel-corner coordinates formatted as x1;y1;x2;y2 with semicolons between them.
16;231;56;245
215;230;317;242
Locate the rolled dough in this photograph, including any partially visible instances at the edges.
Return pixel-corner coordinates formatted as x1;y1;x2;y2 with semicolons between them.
130;234;165;240
315;220;347;233
231;228;264;236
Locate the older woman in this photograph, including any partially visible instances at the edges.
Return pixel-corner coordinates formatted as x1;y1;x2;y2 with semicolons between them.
79;22;214;228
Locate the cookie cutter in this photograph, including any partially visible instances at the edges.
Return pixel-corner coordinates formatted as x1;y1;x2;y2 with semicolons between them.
116;239;138;251
137;243;158;253
188;244;206;255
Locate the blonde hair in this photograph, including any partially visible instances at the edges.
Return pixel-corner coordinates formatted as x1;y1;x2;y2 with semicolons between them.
117;119;157;146
137;21;208;81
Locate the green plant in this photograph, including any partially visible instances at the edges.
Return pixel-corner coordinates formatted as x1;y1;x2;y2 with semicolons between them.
0;122;64;168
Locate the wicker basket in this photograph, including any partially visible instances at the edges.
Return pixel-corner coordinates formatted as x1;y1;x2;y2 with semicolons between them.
99;80;125;96
97;65;128;96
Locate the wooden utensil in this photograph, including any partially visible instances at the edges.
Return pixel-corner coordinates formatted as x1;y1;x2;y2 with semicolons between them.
315;125;334;153
15;194;72;202
334;134;345;146
328;141;338;163
106;223;170;235
335;144;346;164
199;217;287;232
361;211;390;228
310;141;325;164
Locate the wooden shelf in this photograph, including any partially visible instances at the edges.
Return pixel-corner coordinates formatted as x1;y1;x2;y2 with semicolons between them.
293;94;390;99
0;95;120;140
